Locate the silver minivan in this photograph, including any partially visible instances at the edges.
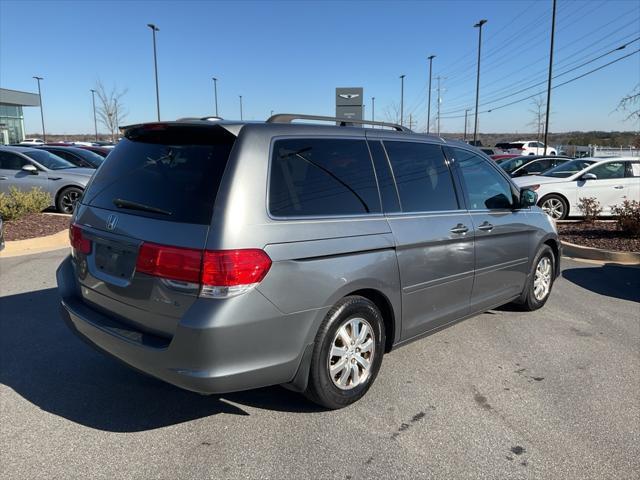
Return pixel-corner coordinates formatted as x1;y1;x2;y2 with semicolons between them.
57;115;560;409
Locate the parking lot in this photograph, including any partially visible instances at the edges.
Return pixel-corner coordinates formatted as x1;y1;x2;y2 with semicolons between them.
0;249;637;479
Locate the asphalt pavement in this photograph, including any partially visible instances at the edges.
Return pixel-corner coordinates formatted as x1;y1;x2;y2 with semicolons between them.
1;249;638;479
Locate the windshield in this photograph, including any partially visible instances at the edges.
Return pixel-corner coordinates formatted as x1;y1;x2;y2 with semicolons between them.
499;157;528;173
23;150;77;170
542;159;596;178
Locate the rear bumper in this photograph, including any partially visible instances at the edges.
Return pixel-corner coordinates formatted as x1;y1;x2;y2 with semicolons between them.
57;255;323;394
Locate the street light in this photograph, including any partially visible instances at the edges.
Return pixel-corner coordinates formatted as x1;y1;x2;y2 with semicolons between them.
472;19;487;144
33;76;45;142
90;89;98;141
147;23;161;121
426;55;436;134
371;96;375;125
399;74;405;126
239;95;243;120
212;77;219;117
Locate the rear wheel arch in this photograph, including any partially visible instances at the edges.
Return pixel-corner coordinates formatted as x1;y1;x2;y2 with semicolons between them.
346;288;396;353
55;185;84;213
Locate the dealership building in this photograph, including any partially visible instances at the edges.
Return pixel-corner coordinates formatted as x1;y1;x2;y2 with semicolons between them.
0;88;41;144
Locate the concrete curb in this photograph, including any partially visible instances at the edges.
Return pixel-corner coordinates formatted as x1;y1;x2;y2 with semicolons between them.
0;230;69;258
561;240;640;265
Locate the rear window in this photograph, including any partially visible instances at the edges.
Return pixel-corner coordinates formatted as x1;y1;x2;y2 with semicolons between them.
82;125;236;224
269;138;381;217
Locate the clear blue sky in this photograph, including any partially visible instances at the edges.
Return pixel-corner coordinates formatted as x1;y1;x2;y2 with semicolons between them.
1;0;639;134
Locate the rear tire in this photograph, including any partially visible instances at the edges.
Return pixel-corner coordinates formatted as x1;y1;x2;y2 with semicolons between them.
305;296;385;409
56;187;83;214
539;194;568;220
515;245;555;311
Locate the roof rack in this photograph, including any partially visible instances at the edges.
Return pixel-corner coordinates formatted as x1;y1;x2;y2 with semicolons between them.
266;113;412;132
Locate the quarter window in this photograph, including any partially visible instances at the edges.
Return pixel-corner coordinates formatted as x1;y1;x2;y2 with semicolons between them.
453;148;515;210
383;141;458;212
625;162;640;177
269;138;381;217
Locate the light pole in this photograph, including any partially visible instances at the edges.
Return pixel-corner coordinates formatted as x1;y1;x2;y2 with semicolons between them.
212;77;219;117
147;23;161;121
473;19;487;145
371;96;375;125
90;89;98;141
426;55;435;134
543;0;557;154
239;95;243;120
399;74;405;126
463;108;469;141
33;76;45;141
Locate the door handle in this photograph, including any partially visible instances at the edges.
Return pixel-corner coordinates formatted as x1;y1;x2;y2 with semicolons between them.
450;224;469;234
0;176;7;180
613;185;624;189
478;222;494;232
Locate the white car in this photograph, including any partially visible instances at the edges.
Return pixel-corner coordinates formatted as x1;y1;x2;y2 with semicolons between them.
507;141;556;156
19;138;44;145
513;157;640;220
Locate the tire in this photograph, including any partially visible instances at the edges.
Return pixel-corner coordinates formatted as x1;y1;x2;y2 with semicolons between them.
515;245;555;311
539;194;568;220
56;187;83;214
305;295;385;409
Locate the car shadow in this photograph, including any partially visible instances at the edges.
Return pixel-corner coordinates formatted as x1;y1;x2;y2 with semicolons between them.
562;262;640;303
0;288;322;433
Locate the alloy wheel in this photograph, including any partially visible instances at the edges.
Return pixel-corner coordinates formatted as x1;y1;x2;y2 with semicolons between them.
533;256;552;301
327;317;375;390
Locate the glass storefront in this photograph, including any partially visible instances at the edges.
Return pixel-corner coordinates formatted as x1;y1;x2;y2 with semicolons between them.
0;104;25;144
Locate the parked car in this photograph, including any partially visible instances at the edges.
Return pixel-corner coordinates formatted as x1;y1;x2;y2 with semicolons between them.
19;138;44;145
505;141;557;156
499;155;570;177
513;157;640;219
57;114;560;409
36;145;105;168
0;146;94;213
75;145;111;158
480;147;499;156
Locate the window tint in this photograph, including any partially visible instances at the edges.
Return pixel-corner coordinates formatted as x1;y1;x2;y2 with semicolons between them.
0;151;28;170
589;162;625;179
524;159;552;173
83;126;236;225
453;148;515;210
269;138;380;217
21;149;76;170
383;141;458;212
627;162;640;177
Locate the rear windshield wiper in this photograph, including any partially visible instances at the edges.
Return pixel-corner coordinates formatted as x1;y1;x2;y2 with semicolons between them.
113;198;172;216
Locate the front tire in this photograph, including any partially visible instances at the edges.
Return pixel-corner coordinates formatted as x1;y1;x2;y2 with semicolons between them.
515;245;555;311
305;296;385;409
539;194;568;220
56;186;83;214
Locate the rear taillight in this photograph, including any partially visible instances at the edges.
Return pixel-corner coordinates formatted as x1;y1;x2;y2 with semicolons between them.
136;242;202;283
201;249;272;298
134;243;272;298
69;223;91;254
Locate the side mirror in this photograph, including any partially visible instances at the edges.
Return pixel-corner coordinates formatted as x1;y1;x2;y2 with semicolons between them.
21;164;38;175
581;172;597;181
520;188;538;208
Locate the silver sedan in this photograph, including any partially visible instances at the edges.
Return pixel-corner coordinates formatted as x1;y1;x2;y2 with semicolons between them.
0;146;94;213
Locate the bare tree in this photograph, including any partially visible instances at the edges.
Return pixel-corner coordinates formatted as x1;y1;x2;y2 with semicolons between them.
617;84;640;122
528;96;546;143
95;80;128;142
383;102;401;125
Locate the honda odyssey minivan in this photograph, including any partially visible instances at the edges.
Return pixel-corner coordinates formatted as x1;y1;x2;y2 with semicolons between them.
57;114;560;409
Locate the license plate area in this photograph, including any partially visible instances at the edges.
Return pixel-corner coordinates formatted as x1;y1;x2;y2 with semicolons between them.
92;239;138;286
